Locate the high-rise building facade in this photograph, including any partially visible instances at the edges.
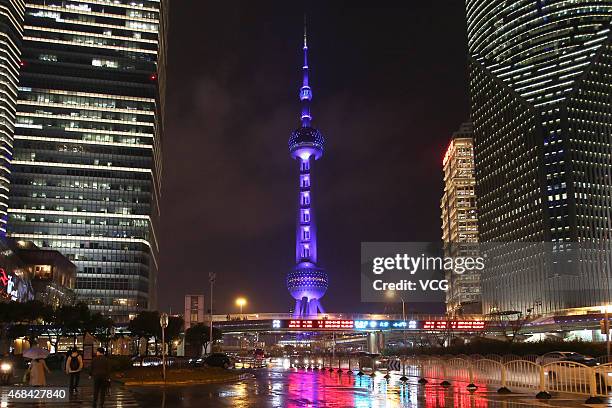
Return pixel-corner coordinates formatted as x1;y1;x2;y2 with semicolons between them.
6;0;167;322
441;123;480;315
184;294;205;330
466;0;612;315
0;0;25;236
286;26;329;317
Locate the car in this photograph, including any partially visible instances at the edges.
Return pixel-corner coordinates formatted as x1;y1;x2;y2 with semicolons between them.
188;357;204;367
536;351;598;367
131;356;163;367
204;353;232;369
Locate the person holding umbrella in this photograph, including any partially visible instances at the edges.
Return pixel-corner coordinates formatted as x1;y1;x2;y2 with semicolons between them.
23;345;50;386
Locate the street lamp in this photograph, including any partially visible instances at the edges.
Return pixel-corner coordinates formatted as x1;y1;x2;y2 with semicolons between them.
159;312;169;381
236;297;247;319
385;291;407;347
209;272;216;354
385;291;406;321
386;290;408;380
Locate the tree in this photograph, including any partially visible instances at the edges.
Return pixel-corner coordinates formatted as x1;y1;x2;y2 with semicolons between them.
56;303;91;346
44;309;63;353
128;311;161;355
185;324;221;357
0;302;21;351
487;310;529;343
36;302;92;351
0;301;53;345
85;313;114;349
164;316;183;356
21;301;53;324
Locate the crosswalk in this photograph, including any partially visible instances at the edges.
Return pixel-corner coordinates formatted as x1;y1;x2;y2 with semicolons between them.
0;386;141;407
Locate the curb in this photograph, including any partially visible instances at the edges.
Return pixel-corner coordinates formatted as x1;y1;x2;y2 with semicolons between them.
120;373;253;386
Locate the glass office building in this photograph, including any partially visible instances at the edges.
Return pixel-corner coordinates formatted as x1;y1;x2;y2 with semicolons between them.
6;0;167;322
441;123;481;315
466;0;612;315
0;0;25;235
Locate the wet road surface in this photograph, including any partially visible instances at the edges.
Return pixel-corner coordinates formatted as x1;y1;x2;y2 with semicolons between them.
130;368;612;407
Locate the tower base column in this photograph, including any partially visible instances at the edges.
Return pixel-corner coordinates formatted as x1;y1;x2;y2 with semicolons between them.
293;299;303;318
293;297;325;318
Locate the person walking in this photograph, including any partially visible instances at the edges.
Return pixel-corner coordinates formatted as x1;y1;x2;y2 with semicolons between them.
65;347;83;394
28;358;50;386
89;348;111;408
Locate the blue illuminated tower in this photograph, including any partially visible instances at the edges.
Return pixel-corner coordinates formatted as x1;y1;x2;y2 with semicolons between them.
287;25;328;317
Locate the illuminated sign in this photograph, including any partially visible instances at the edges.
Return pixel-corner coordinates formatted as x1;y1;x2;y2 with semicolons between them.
423;321;485;331
454;321;485;330
286;320;354;330
0;268;34;302
1;268;19;301
272;319;485;331
319;320;354;329
354;320;368;329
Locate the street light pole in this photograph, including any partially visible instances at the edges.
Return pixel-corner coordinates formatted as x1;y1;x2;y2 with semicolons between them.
209;272;216;355
385;290;407;353
401;296;406;352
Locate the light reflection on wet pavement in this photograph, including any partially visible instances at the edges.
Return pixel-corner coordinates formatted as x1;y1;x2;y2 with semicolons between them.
130;368;612;407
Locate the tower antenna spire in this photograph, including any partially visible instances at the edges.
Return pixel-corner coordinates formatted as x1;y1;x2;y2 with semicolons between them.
300;15;312;127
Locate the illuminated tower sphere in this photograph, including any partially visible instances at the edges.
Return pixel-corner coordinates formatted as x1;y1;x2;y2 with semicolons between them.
286;25;329;317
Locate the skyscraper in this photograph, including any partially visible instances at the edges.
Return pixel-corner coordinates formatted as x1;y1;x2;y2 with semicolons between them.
7;0;167;322
0;0;25;236
441;122;480;315
466;1;612;314
184;294;205;330
286;26;329;317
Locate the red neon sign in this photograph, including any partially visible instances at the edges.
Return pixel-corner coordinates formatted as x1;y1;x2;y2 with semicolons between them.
320;320;354;329
423;320;485;331
0;269;8;287
287;320;354;330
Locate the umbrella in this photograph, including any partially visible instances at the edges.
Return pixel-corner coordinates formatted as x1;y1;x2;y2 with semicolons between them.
23;347;50;360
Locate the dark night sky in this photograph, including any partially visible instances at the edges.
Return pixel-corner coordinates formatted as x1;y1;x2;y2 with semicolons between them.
159;1;469;315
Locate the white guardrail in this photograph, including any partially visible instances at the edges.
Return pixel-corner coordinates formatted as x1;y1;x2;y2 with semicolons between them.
307;354;612;403
413;356;612;400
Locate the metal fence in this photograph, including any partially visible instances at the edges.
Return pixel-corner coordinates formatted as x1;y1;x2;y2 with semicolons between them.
305;353;612;403
400;355;612;403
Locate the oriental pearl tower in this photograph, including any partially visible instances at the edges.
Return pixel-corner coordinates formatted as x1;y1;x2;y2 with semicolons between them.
286;24;329;317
